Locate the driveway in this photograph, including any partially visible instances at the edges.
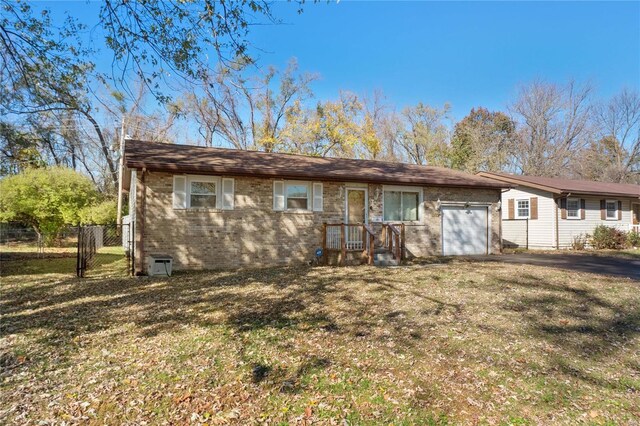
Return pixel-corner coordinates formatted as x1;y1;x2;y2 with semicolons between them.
481;253;640;280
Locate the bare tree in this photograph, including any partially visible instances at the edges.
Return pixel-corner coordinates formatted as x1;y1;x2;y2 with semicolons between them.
580;88;640;183
180;59;317;151
509;80;593;176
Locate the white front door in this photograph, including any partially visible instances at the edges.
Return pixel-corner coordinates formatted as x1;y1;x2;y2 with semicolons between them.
345;188;368;250
346;188;367;224
441;206;489;255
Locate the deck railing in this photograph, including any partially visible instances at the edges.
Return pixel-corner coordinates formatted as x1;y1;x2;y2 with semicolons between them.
381;223;405;263
323;223;376;265
322;223;403;266
630;224;640;234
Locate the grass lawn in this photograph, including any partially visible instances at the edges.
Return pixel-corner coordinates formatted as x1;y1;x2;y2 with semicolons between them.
1;257;639;425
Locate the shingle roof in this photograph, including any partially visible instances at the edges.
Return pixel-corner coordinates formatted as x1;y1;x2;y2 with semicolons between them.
478;171;640;198
124;140;508;189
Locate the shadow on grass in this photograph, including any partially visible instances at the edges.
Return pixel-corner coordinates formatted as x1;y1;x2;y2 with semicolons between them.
494;273;640;356
1;261;639;395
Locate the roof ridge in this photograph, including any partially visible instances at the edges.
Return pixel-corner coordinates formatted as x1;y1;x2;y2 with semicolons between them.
125;139;493;176
124;139;510;189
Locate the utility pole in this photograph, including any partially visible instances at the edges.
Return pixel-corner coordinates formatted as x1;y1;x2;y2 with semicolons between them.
116;116;126;227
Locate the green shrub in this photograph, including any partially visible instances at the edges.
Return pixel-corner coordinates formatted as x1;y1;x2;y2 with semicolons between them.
590;225;629;250
0;167;98;245
628;230;640;248
79;199;117;225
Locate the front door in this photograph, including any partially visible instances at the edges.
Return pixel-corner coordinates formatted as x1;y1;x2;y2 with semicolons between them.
345;188;367;250
346;189;367;224
633;203;640;225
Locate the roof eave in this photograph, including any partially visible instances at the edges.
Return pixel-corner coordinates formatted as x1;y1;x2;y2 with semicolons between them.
558;190;640;199
477;172;562;194
126;161;508;190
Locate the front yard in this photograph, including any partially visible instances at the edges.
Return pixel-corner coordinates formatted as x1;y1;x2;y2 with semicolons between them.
1;256;639;424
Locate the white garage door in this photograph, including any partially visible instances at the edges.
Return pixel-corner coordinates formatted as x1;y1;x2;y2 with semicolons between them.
442;206;488;256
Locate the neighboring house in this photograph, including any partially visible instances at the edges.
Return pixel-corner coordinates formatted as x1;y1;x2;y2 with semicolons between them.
121;140;508;273
478;172;640;249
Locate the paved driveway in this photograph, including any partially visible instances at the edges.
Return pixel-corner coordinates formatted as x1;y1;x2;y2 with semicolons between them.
481;253;640;280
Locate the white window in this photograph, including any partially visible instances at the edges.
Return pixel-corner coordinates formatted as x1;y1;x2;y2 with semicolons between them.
516;199;529;219
567;198;580;219
190;179;217;208
173;175;234;210
286;182;310;210
274;180;320;212
383;187;420;221
606;200;618;220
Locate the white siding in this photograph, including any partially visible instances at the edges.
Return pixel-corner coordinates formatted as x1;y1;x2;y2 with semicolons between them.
501;187;638;249
501;187;556;249
557;197;635;248
501;220;528;248
128;169;137;225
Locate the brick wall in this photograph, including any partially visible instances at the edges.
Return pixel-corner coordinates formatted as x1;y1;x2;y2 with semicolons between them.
134;172;501;271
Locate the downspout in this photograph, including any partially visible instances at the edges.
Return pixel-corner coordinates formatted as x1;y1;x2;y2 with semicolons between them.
500;188;510;254
556;193;571;250
554;196;560;249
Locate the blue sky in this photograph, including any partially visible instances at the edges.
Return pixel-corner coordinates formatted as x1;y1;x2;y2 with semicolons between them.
248;1;640;119
50;1;640;120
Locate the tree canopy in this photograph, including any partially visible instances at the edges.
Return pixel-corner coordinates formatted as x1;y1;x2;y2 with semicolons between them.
0;167;99;243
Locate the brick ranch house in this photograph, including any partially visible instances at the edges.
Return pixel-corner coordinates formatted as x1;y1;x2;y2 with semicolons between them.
121;140;509;273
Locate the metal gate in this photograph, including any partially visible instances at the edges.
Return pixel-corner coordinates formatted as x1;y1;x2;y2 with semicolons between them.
77;224;133;277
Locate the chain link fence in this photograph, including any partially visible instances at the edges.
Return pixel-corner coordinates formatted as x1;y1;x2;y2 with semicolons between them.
77;224;133;277
1;224;132;277
0;225;78;262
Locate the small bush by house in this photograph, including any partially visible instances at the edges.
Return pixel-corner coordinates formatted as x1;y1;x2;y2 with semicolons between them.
590;225;629;250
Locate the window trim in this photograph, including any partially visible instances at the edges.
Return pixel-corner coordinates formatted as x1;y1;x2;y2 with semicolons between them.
566;197;580;220
382;185;422;223
605;199;618;221
187;175;220;210
515;198;530;219
284;180;312;212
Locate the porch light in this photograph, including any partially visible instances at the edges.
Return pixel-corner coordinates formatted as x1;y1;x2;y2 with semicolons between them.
496;200;502;211
436;198;442;213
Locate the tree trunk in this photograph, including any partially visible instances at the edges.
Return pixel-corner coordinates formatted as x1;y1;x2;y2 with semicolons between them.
80;109;118;191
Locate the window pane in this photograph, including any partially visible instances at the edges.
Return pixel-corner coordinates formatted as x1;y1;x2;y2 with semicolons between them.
191;181;216;195
402;192;418;221
287;198;308;210
567;199;579;217
286;184;308;199
517;200;529;217
190;194;216;208
606;202;616;218
383;191;401;221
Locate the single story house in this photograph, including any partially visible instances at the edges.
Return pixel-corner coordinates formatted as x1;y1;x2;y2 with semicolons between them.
478;172;640;249
122;140;508;273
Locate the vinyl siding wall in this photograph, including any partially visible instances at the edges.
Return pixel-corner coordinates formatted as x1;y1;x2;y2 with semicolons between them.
557;197;635;248
501;187;556;249
501;187;638;249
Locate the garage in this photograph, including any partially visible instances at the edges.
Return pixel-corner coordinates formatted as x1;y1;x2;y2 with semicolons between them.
441;206;489;255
